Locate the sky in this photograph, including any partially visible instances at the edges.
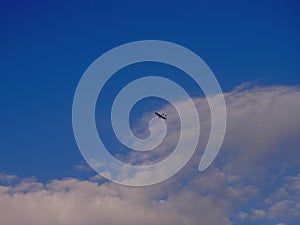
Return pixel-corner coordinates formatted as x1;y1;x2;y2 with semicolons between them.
0;0;300;224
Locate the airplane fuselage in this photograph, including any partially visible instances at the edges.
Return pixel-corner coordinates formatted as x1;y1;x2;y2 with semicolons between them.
155;112;167;120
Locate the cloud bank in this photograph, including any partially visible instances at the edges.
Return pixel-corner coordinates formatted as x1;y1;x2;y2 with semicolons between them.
1;84;300;225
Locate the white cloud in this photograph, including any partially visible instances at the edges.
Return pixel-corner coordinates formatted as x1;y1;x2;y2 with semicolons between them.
1;83;300;225
237;211;248;220
251;209;266;219
223;85;300;167
74;161;93;172
125;84;300;174
0;173;17;182
0;176;232;225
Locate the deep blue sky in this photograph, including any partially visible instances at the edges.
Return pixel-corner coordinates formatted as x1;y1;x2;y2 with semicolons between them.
0;0;299;180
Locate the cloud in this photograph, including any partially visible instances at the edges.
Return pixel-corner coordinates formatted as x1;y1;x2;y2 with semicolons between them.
223;85;300;168
1;83;300;225
0;176;232;225
0;173;17;183
74;161;93;172
248;175;300;224
123;84;300;171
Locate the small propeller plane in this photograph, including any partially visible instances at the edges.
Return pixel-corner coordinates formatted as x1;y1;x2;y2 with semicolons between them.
155;112;167;120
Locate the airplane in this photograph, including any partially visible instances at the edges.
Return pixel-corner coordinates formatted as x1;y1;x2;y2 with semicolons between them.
155;112;167;120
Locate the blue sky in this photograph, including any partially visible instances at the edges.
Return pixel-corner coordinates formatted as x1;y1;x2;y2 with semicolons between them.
0;1;300;224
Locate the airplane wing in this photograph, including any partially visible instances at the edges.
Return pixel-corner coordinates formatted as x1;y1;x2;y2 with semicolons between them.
155;112;167;120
